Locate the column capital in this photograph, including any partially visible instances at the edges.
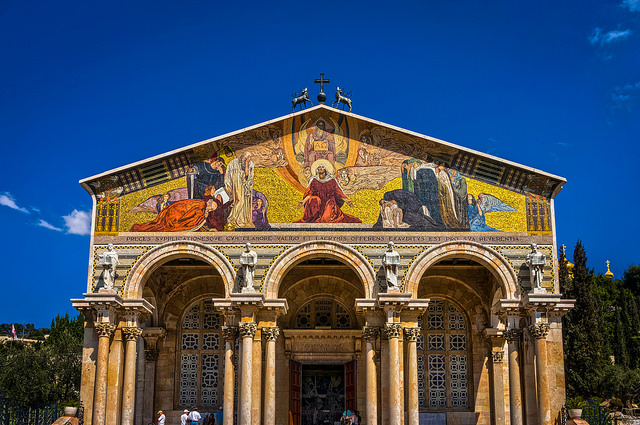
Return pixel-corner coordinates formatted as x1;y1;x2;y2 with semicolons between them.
403;327;421;342
384;323;403;339
505;328;523;343
529;323;550;339
144;349;159;362
94;322;116;338
223;326;239;341
262;326;280;342
362;326;380;341
239;322;257;339
492;350;505;363
122;326;143;342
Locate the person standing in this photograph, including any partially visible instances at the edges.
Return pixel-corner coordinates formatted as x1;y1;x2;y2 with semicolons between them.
157;410;166;425
214;406;223;425
181;409;190;425
188;407;201;424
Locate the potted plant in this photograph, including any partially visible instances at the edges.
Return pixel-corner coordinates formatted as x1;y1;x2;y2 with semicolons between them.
61;398;79;417
566;396;586;419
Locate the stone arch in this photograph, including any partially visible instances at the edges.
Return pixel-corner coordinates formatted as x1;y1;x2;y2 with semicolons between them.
124;241;235;299
263;240;377;299
404;240;519;300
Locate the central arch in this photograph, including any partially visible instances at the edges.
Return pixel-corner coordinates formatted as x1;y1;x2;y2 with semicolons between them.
263;240;376;299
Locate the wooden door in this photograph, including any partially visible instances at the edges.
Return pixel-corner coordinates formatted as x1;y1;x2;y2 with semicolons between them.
290;360;302;425
345;360;356;412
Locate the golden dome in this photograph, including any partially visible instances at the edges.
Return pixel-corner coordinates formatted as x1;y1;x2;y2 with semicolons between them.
567;261;574;278
605;260;614;279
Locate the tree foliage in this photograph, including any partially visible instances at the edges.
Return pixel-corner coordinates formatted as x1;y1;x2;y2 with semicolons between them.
563;241;609;397
0;313;84;406
562;241;640;405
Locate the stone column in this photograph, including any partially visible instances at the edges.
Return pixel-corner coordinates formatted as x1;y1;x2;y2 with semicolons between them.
490;350;506;424
239;322;257;425
404;327;420;425
223;327;238;425
506;329;524;425
530;323;551;425
142;349;159;424
121;327;142;425
363;327;379;425
262;327;280;425
385;323;403;425
93;322;116;425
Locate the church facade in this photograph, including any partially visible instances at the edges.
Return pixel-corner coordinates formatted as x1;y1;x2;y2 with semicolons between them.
72;105;574;425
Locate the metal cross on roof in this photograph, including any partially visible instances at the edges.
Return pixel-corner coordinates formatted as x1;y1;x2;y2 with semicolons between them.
314;73;330;104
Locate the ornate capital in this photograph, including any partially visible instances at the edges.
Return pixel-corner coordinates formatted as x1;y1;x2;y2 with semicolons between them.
505;328;522;343
529;323;550;340
95;322;116;338
384;323;403;339
222;326;238;341
122;326;143;342
262;327;280;342
492;350;505;363
403;327;421;342
362;326;380;341
145;349;159;362
238;322;257;339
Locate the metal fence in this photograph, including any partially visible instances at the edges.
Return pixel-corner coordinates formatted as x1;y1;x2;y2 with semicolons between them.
0;398;85;425
562;398;614;425
0;398;59;425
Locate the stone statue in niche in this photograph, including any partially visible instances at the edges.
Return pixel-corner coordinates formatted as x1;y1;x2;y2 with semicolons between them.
98;243;120;291
240;243;258;292
526;243;546;291
382;242;400;292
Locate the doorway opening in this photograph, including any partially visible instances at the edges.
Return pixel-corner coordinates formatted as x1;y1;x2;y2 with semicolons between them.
301;364;345;425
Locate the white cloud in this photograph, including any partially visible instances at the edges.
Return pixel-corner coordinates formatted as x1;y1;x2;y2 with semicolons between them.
589;27;632;45
622;0;640;12
37;219;63;232
611;81;640;110
63;209;91;235
0;192;30;213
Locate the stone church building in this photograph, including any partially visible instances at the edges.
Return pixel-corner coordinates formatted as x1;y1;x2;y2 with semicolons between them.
72;104;574;425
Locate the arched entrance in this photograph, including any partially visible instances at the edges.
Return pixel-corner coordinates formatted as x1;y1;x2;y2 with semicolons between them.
267;244;373;425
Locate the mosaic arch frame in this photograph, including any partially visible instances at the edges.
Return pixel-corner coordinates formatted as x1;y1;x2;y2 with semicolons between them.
124;240;236;298
262;240;376;299
403;240;519;300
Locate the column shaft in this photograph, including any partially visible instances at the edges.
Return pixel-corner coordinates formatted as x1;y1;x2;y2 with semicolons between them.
531;324;551;425
239;323;257;425
507;329;523;425
223;327;237;425
490;350;506;424
404;328;420;425
263;327;280;425
386;324;402;425
92;323;115;425
121;327;142;425
363;327;379;425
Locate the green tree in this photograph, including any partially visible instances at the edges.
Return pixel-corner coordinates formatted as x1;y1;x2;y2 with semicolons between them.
0;313;84;406
563;241;610;397
622;265;640;295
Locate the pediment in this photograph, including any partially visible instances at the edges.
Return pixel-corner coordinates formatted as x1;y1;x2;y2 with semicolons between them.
82;105;564;236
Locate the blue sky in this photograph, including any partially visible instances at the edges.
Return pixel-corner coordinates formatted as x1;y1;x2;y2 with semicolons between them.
1;0;638;327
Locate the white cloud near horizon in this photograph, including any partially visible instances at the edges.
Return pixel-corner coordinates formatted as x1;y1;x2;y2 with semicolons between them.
37;219;63;232
0;192;30;213
589;27;633;45
622;0;640;12
63;210;91;235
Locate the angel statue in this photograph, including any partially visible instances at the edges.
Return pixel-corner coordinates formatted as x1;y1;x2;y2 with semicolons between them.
467;193;516;232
